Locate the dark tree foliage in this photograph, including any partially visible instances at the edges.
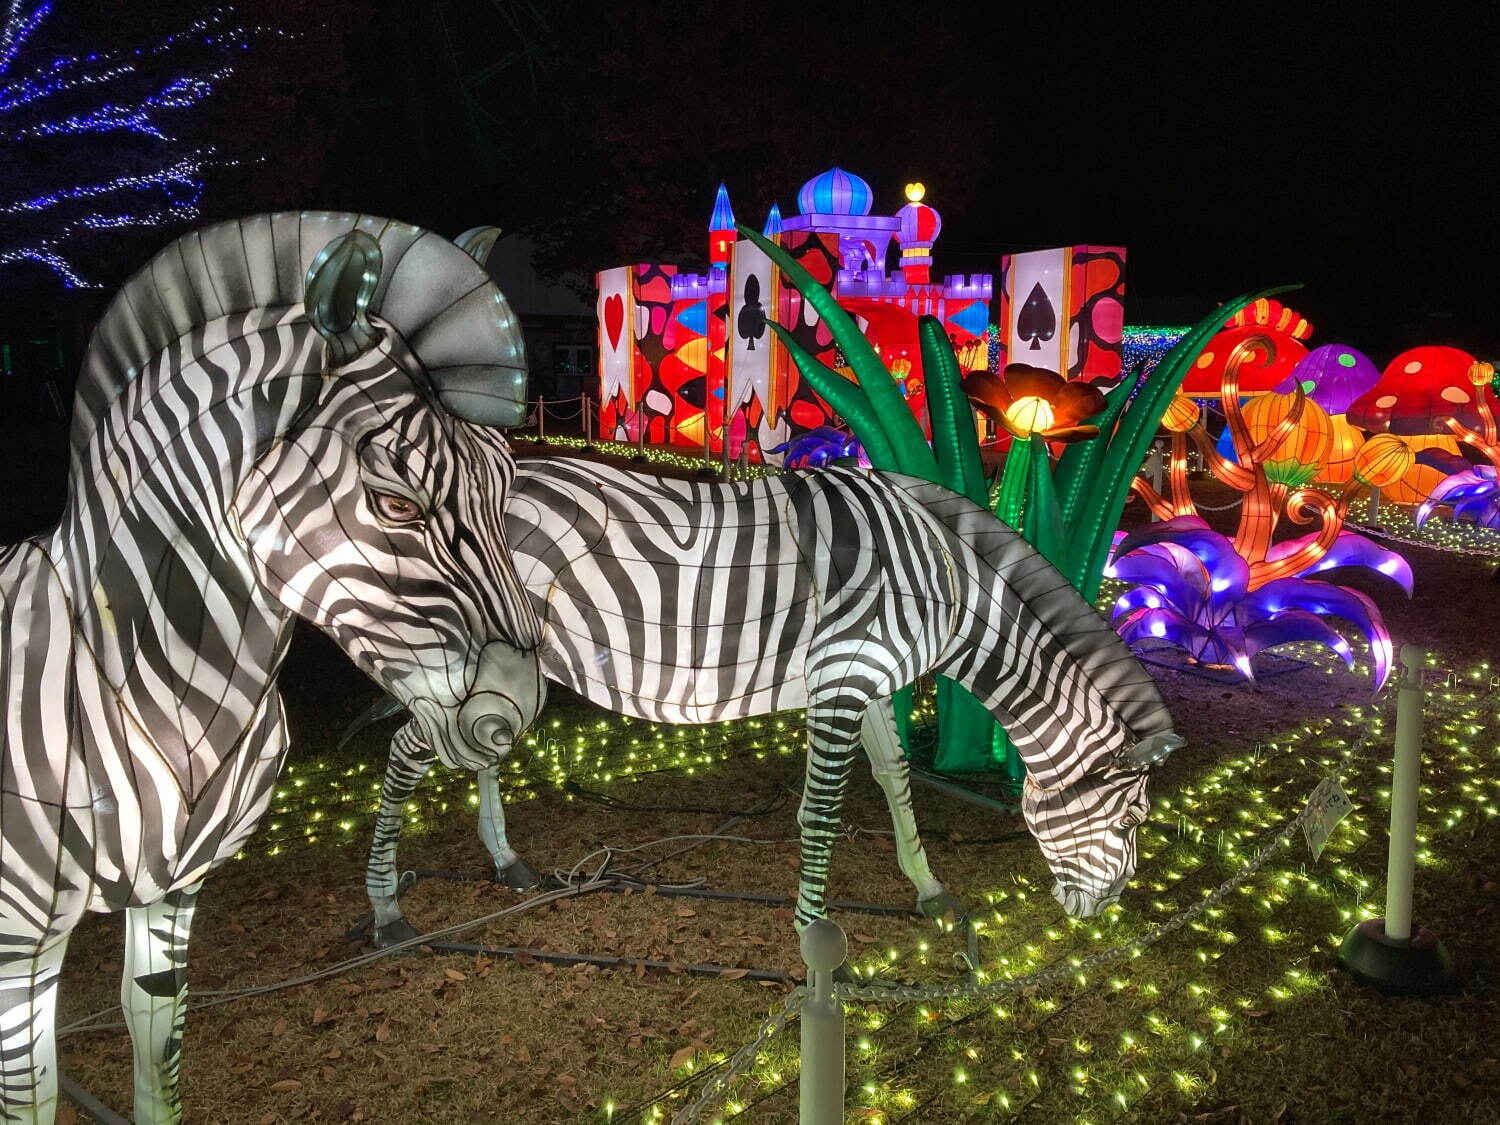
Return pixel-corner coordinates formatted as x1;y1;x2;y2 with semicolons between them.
0;0;358;340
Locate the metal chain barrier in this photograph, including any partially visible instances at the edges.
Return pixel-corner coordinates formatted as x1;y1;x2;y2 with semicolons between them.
1194;495;1244;511
1344;516;1500;561
672;716;1395;1122
671;990;806;1125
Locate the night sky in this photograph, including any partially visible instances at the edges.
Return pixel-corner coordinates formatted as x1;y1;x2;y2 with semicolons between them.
4;3;1499;362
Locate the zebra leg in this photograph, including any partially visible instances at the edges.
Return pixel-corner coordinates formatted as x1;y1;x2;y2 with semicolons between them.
795;701;862;929
366;723;436;948
0;930;71;1123
121;883;201;1125
476;766;540;890
862;698;966;926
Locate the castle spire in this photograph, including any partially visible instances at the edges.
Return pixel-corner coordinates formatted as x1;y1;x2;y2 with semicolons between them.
762;202;783;237
709;182;735;232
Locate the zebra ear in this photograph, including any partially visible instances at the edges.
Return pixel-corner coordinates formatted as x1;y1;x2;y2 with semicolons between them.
454;226;501;268
305;230;384;367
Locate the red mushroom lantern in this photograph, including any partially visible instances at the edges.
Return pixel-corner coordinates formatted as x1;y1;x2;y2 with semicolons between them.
1347;346;1494;503
1179;324;1310;397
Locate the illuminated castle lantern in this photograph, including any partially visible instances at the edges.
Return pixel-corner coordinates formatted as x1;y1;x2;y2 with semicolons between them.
596;169;1133;463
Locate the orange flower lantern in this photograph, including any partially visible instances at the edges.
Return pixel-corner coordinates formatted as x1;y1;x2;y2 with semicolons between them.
1353;433;1416;488
1318;415;1365;485
1240;391;1333;487
1160;394;1199;433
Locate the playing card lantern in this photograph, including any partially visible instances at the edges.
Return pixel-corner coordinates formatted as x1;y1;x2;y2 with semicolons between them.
1347;346;1490;502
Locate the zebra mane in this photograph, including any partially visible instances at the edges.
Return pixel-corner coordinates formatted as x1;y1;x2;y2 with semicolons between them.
70;211;529;455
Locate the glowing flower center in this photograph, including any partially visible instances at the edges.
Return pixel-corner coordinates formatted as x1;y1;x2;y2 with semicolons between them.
1006;395;1055;435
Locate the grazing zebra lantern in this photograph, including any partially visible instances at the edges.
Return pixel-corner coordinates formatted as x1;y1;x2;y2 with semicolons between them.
357;459;1184;948
0;212;546;1123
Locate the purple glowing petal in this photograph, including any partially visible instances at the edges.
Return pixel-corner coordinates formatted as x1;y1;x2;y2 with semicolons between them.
1116;606;1209;657
1111;585;1172;619
1242;610;1356;670
1452;495;1500;527
1109;549;1211;617
1287;531;1415;596
1240;578;1392;690
1418;467;1499;525
1114;517;1249;609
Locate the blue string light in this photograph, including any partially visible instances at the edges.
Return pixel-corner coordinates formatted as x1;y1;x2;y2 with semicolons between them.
0;3;262;288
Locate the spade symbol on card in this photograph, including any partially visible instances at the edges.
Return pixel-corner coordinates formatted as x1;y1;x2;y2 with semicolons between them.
1017;282;1057;352
737;275;766;352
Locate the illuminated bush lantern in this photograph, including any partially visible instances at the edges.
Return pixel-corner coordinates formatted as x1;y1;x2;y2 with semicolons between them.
0;213;547;1124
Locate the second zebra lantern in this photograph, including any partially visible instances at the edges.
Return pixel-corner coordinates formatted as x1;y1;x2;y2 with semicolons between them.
348;458;1182;946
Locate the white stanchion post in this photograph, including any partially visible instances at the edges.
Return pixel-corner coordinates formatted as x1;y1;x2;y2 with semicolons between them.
799;919;846;1125
1368;484;1381;523
536;396;547;443
1385;645;1424;940
582;393;595;451
1338;644;1457;994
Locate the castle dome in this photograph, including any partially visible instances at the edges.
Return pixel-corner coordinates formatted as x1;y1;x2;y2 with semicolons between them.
796;167;873;216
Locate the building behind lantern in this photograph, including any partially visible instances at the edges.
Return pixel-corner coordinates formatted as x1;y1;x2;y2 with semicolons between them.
595;168;1128;462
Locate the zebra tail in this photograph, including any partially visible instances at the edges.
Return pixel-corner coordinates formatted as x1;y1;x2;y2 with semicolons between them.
337;694;408;751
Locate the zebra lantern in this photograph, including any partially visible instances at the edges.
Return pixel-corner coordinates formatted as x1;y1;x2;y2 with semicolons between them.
0;212;546;1123
354;458;1186;946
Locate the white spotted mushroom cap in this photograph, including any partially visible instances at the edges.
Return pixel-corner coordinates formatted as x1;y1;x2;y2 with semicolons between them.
1347;345;1495;435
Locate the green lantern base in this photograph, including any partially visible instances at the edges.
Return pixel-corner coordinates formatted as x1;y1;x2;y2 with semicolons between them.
1338;918;1458;996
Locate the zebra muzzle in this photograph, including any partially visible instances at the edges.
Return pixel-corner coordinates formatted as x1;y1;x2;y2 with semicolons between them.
458;692;522;755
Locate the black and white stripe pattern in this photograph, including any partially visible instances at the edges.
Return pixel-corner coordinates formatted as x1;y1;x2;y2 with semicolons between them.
367;459;1180;940
0;212;543;1123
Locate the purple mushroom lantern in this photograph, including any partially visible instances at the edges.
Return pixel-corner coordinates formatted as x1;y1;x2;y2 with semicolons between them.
1274;344;1381;484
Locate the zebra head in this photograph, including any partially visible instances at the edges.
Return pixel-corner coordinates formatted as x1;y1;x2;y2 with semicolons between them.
233;229;545;772
1022;731;1184;917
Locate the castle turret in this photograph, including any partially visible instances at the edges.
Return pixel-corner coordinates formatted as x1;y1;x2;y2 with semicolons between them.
895;182;941;284
709;182;735;281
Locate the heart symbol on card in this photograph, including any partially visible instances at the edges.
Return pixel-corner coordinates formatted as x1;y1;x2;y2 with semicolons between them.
603;294;625;352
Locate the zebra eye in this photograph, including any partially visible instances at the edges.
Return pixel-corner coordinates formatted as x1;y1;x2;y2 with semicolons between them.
370;490;423;525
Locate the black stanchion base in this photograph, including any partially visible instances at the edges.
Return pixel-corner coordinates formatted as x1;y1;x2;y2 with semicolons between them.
630;454;649;465
581;444;597;454
532;437;550;446
693;466;717;480
1338;918;1458;996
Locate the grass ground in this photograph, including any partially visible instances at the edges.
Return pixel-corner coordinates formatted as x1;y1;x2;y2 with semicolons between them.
26;444;1500;1123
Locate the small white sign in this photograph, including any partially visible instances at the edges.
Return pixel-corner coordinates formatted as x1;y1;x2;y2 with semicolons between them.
1303;777;1354;861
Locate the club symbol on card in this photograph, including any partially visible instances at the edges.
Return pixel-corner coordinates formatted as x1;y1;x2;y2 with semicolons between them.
737;275;766;352
1017;282;1057;352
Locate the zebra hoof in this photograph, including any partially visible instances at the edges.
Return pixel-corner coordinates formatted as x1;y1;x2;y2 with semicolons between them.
919;890;968;930
372;918;421;948
495;856;540;890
